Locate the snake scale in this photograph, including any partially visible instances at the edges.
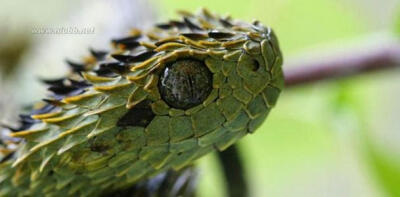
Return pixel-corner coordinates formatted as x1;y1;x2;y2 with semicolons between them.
0;9;283;196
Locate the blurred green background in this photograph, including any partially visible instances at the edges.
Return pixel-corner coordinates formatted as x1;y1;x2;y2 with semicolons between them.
1;0;400;196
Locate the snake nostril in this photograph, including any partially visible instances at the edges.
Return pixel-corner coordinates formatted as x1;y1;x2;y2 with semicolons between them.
252;60;260;71
159;59;213;109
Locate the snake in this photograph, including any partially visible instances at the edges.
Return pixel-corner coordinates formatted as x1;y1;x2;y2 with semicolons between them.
0;8;283;196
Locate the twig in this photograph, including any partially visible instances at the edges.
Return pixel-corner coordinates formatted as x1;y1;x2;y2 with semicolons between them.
284;36;400;87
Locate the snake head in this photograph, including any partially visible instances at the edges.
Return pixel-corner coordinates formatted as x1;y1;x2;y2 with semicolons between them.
118;9;284;141
4;9;284;195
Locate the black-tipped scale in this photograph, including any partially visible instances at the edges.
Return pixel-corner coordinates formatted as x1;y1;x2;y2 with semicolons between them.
99;62;130;74
219;18;233;28
156;23;173;30
169;20;186;28
111;54;133;63
183;17;203;31
89;48;108;60
180;33;208;40
112;36;141;49
208;31;235;39
40;78;66;87
65;59;86;72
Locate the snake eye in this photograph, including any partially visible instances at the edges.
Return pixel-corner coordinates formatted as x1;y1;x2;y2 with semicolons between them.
159;59;213;109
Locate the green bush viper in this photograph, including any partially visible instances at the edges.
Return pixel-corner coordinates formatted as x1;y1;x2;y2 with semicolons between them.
0;8;283;196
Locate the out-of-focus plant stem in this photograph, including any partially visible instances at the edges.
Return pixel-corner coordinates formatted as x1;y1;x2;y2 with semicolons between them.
284;36;400;87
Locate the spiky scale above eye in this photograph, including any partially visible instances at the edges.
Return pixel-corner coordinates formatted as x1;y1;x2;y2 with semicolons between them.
0;8;283;197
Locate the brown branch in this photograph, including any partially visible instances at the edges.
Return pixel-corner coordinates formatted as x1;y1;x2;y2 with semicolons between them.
284;36;400;87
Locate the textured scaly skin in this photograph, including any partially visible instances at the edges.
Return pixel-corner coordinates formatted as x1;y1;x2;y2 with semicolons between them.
0;9;283;196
